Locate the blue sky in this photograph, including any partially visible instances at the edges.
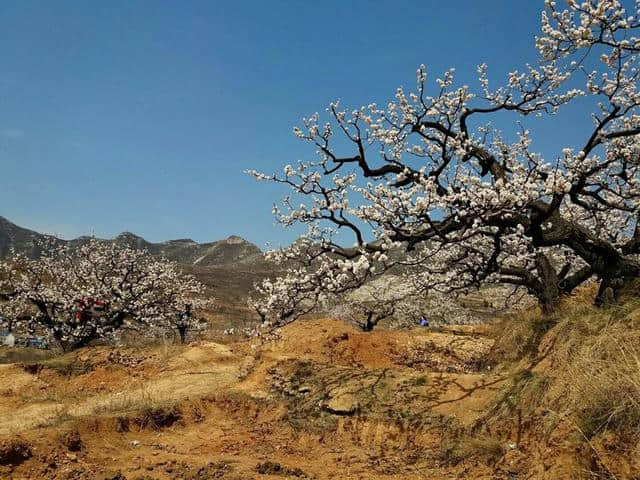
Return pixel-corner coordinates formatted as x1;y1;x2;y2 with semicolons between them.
0;1;588;247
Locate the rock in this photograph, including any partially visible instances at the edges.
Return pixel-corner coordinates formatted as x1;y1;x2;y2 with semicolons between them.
59;429;84;452
324;393;358;415
256;461;306;477
0;438;32;466
101;472;127;480
500;448;528;475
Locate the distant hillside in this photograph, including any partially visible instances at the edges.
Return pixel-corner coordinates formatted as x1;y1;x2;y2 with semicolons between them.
0;216;63;259
112;231;266;267
0;216;266;268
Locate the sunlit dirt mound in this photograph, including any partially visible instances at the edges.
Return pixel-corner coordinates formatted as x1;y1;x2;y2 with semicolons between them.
0;299;638;479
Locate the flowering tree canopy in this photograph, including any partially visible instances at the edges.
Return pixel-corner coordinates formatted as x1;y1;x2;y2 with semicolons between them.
249;0;640;323
0;239;212;350
322;276;492;331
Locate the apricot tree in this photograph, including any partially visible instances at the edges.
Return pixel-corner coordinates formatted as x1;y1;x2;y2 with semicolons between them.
250;0;640;323
0;239;211;350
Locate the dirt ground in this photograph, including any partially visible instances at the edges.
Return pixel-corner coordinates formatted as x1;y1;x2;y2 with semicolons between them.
0;316;634;479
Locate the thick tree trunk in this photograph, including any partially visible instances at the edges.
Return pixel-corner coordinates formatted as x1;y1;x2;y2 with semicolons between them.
360;312;376;332
52;329;68;352
500;253;593;315
534;254;561;315
534;213;640;308
539;299;557;315
540;214;640;283
594;277;627;307
66;326;98;351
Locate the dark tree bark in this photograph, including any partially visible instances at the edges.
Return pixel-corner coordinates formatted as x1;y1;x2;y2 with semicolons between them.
177;325;188;344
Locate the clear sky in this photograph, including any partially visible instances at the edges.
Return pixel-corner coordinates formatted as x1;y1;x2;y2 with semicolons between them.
0;1;587;247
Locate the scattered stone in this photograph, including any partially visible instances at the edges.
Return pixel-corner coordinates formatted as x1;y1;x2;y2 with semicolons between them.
256;461;306;477
101;471;127;480
164;461;233;479
60;466;93;480
107;351;147;368
60;429;84;452
0;438;32;466
135;406;182;430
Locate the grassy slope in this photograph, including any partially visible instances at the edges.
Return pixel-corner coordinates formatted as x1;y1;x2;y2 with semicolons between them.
483;287;640;479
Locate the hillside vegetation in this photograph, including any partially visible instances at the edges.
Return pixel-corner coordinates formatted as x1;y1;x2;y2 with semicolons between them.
0;288;638;479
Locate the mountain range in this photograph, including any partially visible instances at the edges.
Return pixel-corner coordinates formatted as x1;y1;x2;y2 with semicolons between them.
0;216;265;267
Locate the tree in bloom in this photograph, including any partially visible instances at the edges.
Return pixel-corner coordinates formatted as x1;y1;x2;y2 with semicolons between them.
322;276;417;331
0;239;212;350
248;239;391;327
249;0;640;322
320;275;489;331
168;303;210;344
0;293;34;334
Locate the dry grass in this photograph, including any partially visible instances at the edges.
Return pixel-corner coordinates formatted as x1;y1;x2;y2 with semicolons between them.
433;433;505;467
0;347;55;365
31;405;74;430
9;386;187;437
90;388;160;416
488;310;555;362
562;318;640;438
525;294;640;441
486;289;640;477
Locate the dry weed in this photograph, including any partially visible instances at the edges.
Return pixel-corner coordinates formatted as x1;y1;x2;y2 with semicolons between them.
564;323;640;438
432;433;505;467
